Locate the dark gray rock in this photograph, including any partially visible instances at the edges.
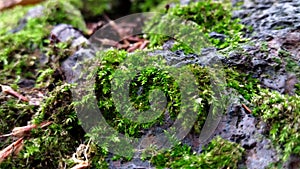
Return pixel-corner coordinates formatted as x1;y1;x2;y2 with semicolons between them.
234;0;300;40
61;48;96;83
50;24;88;47
49;24;96;83
209;32;227;42
196;97;280;169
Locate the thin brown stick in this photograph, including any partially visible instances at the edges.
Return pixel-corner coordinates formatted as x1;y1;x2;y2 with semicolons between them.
0;137;24;163
1;84;29;102
242;104;252;114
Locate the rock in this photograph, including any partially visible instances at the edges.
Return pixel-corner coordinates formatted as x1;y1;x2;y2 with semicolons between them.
149;47;223;67
61;48;96;83
17;79;35;88
234;0;300;40
49;24;96;83
50;24;87;47
209;32;227;42
196;98;280;169
10;5;44;33
223;43;299;95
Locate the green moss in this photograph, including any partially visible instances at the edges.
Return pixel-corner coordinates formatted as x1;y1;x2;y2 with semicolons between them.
0;0;86;84
225;68;260;101
131;0;166;12
0;6;31;33
92;49;213;138
150;137;244;168
252;89;300;161
0;84;94;168
144;0;246;51
42;0;87;31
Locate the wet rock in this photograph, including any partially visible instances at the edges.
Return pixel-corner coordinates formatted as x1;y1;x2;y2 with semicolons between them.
149;47;223;67
61;48;96;83
284;74;298;95
283;155;300;169
262;74;287;93
17;79;35;88
108;158;153;169
223;43;299;94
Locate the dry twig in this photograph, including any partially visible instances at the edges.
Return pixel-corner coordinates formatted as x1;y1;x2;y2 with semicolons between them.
0;121;52;138
242;104;252;114
0;137;24;163
1;84;29;102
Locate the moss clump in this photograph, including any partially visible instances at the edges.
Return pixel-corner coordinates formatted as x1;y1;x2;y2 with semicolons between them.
0;0;86;84
0;84;86;168
145;0;246;51
92;49;213;139
150;137;244;168
225;68;260;101
252;89;300;161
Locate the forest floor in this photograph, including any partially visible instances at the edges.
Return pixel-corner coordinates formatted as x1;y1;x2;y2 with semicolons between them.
0;0;299;168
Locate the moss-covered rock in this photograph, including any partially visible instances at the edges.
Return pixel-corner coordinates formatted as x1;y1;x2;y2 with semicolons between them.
252;88;300;161
0;0;86;84
150;136;244;169
144;0;246;51
93;49;213;138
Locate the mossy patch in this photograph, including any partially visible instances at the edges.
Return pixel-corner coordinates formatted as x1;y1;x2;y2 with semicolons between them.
92;49;213;138
144;0;246;52
225;68;260;101
0;0;86;84
252;89;300;161
149;136;244;169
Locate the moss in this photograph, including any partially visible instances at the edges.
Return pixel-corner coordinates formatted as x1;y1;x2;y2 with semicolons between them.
91;49;213;139
144;0;246;51
150;137;244;168
225;68;260;101
131;0;166;12
0;84;84;168
252;89;300;161
0;0;86;84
